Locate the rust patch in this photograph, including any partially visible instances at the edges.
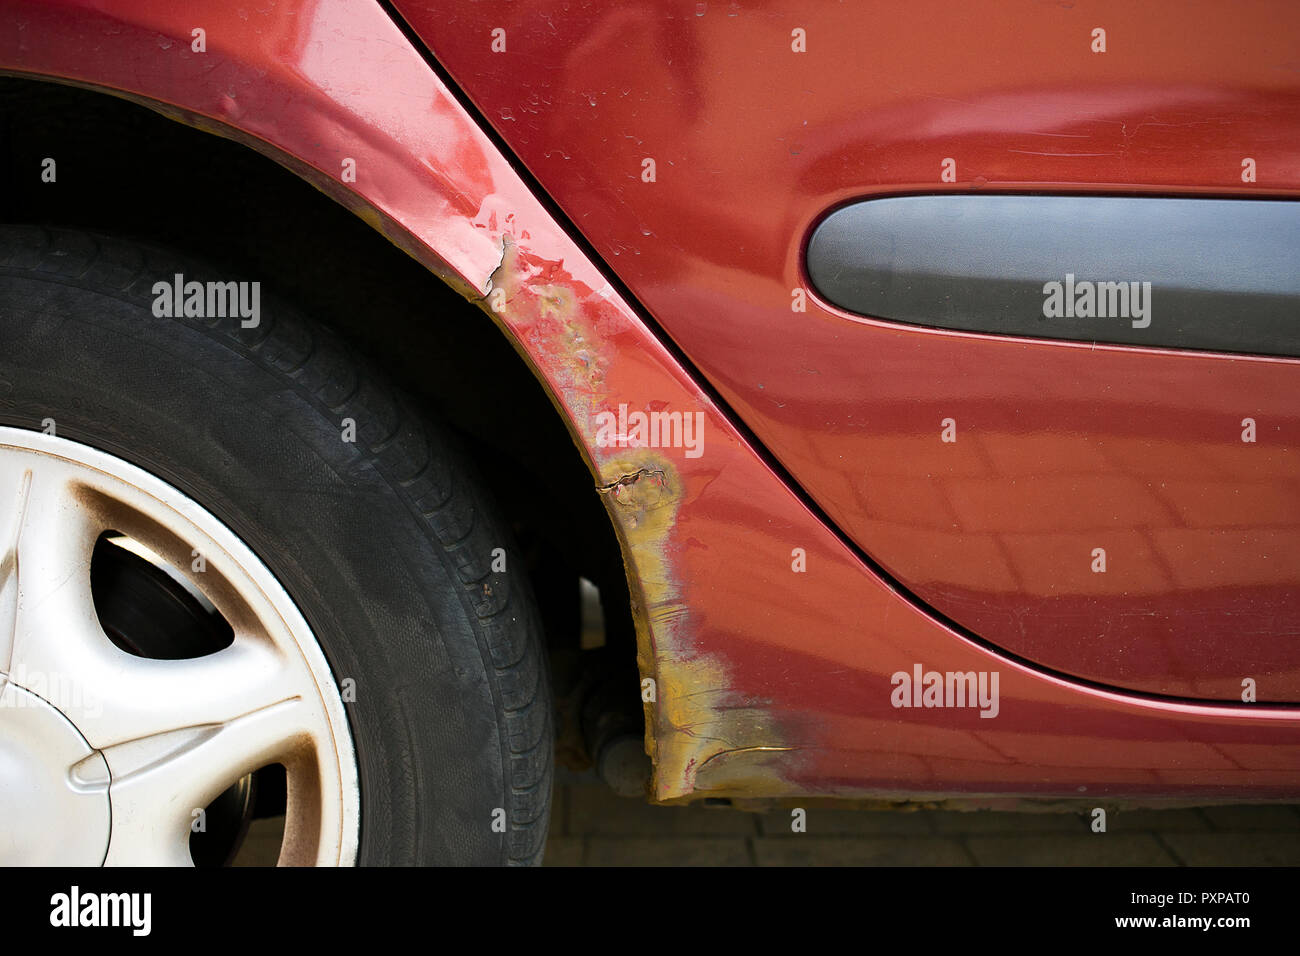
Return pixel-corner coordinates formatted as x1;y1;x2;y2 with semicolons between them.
480;237;791;803
484;235;604;429
596;452;796;802
593;451;680;799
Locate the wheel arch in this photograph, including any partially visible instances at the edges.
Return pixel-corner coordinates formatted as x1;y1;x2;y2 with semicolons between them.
0;0;829;806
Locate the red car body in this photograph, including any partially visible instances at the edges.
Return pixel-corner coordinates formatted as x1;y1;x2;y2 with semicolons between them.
3;0;1297;804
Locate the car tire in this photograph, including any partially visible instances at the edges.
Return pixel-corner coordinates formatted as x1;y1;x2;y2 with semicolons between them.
0;225;553;866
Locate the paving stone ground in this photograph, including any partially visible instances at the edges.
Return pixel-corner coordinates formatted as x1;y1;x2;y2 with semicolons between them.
232;771;1300;866
542;771;1300;867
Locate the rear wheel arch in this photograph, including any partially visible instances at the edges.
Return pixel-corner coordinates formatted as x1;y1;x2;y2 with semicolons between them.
0;76;647;809
0;74;635;633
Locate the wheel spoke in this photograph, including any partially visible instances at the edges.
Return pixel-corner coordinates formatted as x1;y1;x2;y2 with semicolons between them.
2;456;107;692
93;640;314;866
77;637;303;748
102;696;311;866
0;464;28;673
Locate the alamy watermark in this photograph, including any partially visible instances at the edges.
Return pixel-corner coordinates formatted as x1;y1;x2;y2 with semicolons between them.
50;886;150;936
594;403;704;459
890;664;1000;718
152;273;260;328
1;664;101;718
1042;273;1151;329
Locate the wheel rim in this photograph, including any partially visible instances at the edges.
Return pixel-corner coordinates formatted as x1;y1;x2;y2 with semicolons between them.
0;427;359;865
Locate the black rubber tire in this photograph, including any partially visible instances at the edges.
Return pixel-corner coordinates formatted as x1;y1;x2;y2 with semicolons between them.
0;225;553;866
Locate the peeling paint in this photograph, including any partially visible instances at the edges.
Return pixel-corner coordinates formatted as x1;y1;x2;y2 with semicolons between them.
481;234;800;802
479;225;799;803
595;451;796;802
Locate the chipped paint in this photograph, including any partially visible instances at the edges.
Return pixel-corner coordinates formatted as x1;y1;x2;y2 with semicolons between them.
594;451;798;802
593;451;691;800
483;233;800;802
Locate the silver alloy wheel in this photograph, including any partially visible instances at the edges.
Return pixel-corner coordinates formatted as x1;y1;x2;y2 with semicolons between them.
0;428;359;865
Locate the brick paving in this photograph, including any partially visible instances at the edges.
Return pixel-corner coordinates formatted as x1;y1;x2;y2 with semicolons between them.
232;770;1300;865
543;771;1300;867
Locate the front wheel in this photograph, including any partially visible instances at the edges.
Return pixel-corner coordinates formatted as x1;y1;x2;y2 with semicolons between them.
0;226;553;866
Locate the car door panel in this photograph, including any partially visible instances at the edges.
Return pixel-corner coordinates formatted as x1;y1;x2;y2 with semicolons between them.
396;0;1300;702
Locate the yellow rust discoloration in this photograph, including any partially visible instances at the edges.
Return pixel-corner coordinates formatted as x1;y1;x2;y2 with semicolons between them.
596;452;798;803
652;657;797;802
483;238;800;801
534;284;578;323
485;236;604;418
477;239;791;800
482;245;786;803
593;451;680;797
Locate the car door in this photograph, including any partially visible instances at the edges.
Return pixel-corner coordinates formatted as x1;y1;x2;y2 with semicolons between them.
393;0;1300;702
